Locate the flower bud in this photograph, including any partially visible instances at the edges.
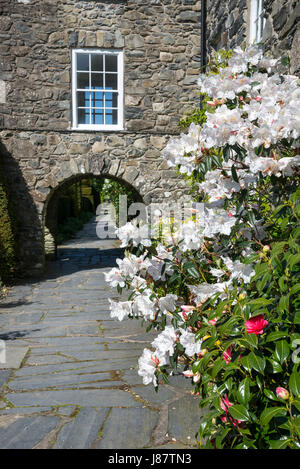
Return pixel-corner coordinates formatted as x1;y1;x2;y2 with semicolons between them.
276;387;289;400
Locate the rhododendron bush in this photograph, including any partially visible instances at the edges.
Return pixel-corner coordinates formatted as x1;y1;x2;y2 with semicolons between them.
105;47;300;449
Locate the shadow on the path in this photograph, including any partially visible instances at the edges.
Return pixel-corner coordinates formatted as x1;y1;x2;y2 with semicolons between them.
0;330;40;341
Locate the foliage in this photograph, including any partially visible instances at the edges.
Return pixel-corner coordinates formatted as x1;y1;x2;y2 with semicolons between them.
0;156;17;282
98;178;139;224
56;211;94;244
104;46;300;449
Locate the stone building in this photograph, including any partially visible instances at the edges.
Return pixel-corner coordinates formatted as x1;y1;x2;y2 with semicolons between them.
0;0;201;275
0;0;299;276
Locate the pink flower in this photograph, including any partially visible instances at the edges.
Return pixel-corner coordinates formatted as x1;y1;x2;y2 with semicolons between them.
223;347;232;364
276;387;289;400
244;314;268;335
220;394;232;413
208;318;218;326
220;394;242;428
181;305;195;312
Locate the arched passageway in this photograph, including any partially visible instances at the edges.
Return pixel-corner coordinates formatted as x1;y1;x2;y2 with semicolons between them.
43;173;143;272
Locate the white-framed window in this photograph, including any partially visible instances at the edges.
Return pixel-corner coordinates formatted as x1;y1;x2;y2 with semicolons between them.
249;0;265;44
71;49;124;130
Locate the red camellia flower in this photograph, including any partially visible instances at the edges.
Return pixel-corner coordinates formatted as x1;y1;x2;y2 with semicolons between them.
223;346;232;364
244;314;268;335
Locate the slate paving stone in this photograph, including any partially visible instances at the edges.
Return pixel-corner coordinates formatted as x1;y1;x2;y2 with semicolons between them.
54;408;109;449
168;396;208;444
0;415;60;449
0;345;29;370
97;407;158;449
26;354;78;366
0;212;201;449
0;407;52;415
0;370;11;390
5;389;143;407
131;385;177;406
8;374;123;391
14;358;138;378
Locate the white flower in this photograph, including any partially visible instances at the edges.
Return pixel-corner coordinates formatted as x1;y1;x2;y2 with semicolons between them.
152;326;177;357
138;348;167;386
109;299;132;321
132;292;156;320
158;294;178;315
104;268;125;288
230;260;255;284
116;222;151;248
188;281;231;303
179;328;202;356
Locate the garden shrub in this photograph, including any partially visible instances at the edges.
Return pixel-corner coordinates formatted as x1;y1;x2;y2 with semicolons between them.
104;46;300;449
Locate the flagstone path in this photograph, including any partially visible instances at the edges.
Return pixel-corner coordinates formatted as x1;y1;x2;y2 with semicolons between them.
0;205;205;449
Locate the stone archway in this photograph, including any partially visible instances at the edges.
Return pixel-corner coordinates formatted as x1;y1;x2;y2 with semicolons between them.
42;170;144;262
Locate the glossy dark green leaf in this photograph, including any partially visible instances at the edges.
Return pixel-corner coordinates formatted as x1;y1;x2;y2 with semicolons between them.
275;340;290;364
289;371;300;397
260;406;287;426
248;351;266;374
265;331;289;342
229;404;251;422
237;378;251;406
269;438;290;449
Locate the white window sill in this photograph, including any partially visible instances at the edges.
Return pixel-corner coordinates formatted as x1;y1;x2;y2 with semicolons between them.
70;125;124;132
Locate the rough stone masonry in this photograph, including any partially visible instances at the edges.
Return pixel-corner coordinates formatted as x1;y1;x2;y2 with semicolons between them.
0;0;201;275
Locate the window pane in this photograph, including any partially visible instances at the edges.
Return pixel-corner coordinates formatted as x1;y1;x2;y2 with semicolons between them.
91;73;104;90
78;108;90;125
105;92;118;108
105;55;117;72
77;91;90;107
91;91;104;107
77;72;89;89
105;74;117;90
91;109;104;125
105;109;117;125
91;54;103;72
77;54;89;71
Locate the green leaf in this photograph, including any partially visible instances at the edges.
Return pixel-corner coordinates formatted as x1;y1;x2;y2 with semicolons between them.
288;254;300;270
241;354;252;373
265;331;289;342
229;404;251;422
290;284;300;296
289;371;300;397
267;358;283;374
260;407;287;426
210;357;224;378
279;295;289;313
237;378;251;406
243;333;258;349
264;389;278;401
247;298;273;306
248;351;266;374
275;340;290;364
269;438;290;449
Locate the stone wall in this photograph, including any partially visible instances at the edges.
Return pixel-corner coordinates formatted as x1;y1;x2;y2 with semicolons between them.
0;0;201;132
0;0;201;275
206;0;300;75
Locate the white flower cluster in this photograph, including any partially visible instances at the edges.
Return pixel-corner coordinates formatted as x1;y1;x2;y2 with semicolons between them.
104;47;299;388
163;46;300;202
